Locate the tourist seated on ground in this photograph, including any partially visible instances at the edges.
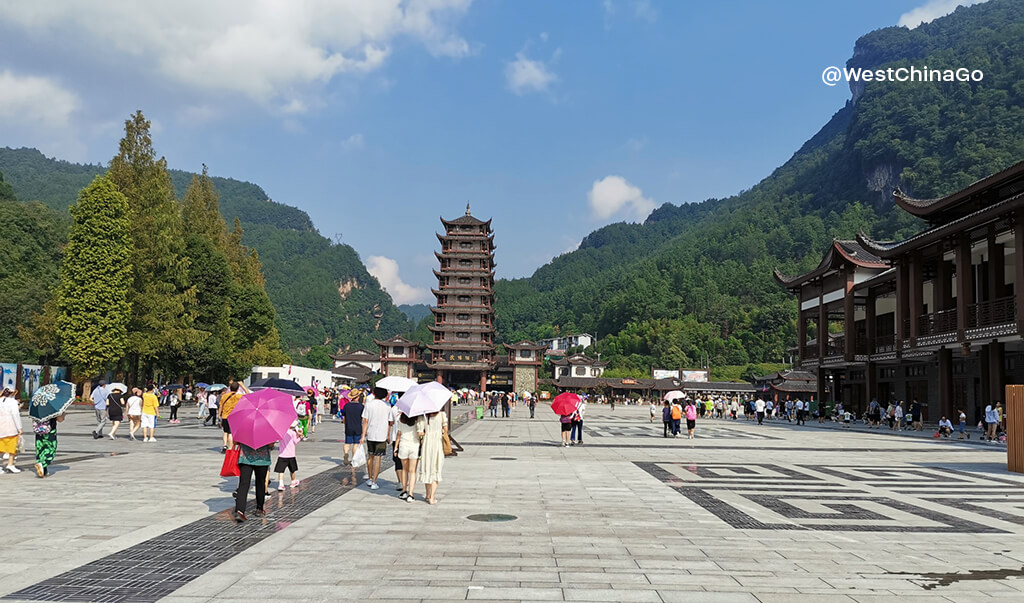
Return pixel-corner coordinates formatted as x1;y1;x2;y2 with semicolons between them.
937;416;954;438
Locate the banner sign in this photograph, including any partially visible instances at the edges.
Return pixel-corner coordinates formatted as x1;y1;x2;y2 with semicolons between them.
1;363;17;391
681;370;709;383
21;364;43;397
652;369;680;380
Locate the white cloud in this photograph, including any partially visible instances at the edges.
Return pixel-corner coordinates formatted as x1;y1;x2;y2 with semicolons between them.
0;69;85;159
0;70;78;128
505;51;557;96
367;255;431;305
897;0;987;28
341;133;365;150
587;175;656;221
0;0;475;108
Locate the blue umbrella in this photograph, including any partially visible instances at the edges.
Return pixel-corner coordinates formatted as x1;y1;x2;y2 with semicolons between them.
208;383;228;392
30;381;76;421
196;382;210;389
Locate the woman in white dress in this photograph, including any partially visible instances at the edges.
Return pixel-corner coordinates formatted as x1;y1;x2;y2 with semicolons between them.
417;410;447;505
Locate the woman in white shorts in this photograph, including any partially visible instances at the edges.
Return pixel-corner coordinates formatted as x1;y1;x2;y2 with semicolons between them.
394;412;425;503
126;388;143;441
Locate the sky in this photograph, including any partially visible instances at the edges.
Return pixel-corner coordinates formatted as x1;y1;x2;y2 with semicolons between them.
0;0;986;305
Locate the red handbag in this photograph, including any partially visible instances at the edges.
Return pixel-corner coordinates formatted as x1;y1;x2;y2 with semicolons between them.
220;448;240;477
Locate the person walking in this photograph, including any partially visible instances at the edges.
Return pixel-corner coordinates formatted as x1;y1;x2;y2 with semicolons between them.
795;399;805;425
984;403;999;441
957;409;969;440
204;389;219;427
671;400;683;437
33;412;65;478
649;401;657;423
754;397;766;425
685;398;698;439
418;409;447;505
141;385;160;442
296;395;311;440
570;399;585;446
342;389;365;464
894;401;905;431
126;387;143;440
0;388;23;473
91;379;109;439
234;440;272;522
501;393;510;418
662;401;672;437
218;383;246;453
106;385;125;439
910;399;923;431
360;387;393;489
488;393;498;418
274;421;301;490
395;412;424;502
528;395;536;419
168;389;180;423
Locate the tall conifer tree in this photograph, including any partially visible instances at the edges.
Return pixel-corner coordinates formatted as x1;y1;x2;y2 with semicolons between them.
56;176;133;398
107;111;200;377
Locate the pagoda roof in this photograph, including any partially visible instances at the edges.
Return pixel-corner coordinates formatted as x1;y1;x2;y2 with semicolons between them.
433;269;494;278
857;189;1024;258
425;360;496;370
441;203;492;228
432;287;494;296
374;335;419;346
429;323;493;332
551;354;608;367
329;348;378;361
892;160;1024;220
434;250;493;260
505;340;547;350
773;240;888;289
430;305;492;315
436;232;494;242
428;341;495;350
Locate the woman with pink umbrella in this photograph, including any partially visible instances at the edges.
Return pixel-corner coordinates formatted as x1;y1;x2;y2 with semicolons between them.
229;388;298;522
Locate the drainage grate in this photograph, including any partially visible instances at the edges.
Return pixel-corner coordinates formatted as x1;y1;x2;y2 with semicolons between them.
467;513;517;522
490;457;517;461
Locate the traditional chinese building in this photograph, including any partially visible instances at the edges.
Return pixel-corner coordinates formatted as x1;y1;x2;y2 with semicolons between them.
426;204;497;390
505;340;547;393
375;335;422;379
775;161;1024;423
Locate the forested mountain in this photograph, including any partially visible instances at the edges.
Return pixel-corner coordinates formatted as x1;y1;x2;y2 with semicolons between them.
494;0;1024;376
0;147;410;361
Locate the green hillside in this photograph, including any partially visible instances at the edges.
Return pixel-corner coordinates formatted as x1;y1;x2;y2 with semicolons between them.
0;147;410;360
494;0;1024;376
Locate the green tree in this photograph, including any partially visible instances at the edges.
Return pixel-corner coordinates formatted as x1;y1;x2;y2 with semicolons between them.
56;176;133;399
107;111;201;378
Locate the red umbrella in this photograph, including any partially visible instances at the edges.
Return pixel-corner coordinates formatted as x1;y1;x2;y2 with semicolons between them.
551;392;581;416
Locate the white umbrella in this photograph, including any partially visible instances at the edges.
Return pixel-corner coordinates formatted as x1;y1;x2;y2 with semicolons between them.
396;382;453;417
664;390;685;401
375;375;418;392
107;382;128;392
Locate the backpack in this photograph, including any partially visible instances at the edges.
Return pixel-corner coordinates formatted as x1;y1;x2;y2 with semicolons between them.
295;402;307;416
671;405;682;420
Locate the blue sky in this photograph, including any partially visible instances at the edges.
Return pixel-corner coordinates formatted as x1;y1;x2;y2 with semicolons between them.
0;0;982;304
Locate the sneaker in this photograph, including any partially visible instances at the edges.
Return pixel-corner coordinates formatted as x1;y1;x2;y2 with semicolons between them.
149;437;157;442
110;433;116;440
399;492;409;500
406;495;415;503
254;509;267;517
144;437;151;442
370;482;380;490
130;435;136;441
277;484;286;491
5;466;20;473
234;510;247;523
290;480;300;488
366;479;374;486
34;463;44;478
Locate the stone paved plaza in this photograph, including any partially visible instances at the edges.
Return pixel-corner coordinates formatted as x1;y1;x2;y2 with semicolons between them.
2;404;1024;603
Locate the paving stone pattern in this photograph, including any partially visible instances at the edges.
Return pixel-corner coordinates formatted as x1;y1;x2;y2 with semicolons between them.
3;405;1024;602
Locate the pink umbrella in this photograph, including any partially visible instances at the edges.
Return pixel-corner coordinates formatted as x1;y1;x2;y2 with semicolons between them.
230;388;298;448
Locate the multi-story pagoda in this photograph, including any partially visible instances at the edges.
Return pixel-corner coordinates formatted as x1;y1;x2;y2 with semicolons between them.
427;204;497;391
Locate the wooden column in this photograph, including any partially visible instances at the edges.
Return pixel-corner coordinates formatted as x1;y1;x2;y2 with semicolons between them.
935;254;951;312
865;289;877;355
957;236;972;341
938;347;953;421
844;269;855;362
908;252;922;345
818;290;827;361
896;262;908;351
817;367;826;407
1016;211;1024;334
989;240;1005;301
990;342;1005;405
866;361;878;404
797;309;807;367
980;345;991;406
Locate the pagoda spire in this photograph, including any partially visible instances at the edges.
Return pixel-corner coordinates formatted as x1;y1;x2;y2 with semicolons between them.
466;202;471;216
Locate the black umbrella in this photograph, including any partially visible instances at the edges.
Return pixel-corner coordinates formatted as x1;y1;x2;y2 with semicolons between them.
250;377;305;396
165;384;186;390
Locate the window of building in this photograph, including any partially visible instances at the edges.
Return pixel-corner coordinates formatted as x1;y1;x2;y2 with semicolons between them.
519;350;532;359
392;346;404;356
559;367;569;377
457;295;471;303
591;368;600;376
459;259;472;267
575;367;586;376
456;332;470;339
459;241;472;249
456;313;470;321
458;277;471;285
905;365;927;377
880;368;896;379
